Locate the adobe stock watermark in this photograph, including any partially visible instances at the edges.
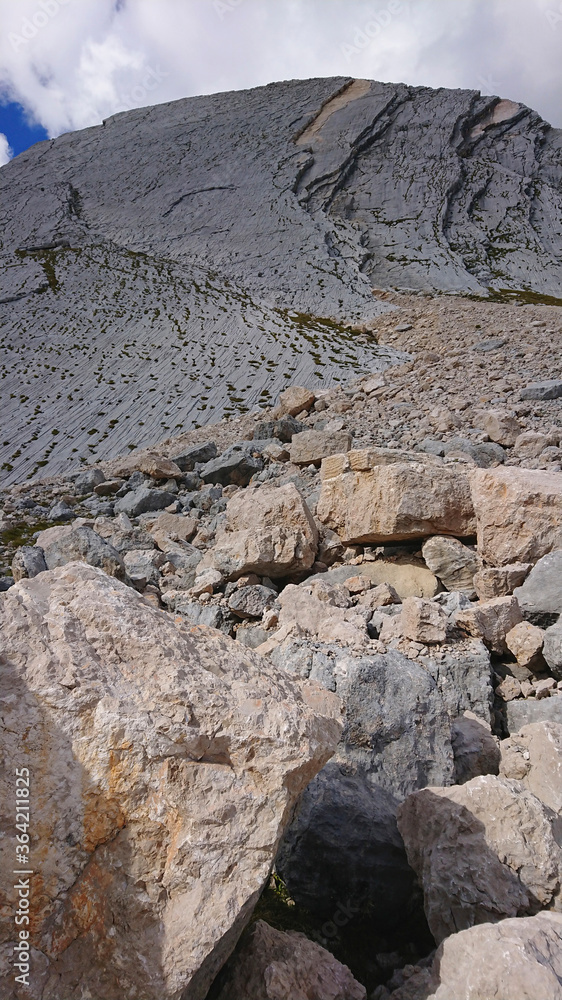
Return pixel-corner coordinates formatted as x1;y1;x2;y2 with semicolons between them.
313;896;362;943
544;1;562;27
214;0;244;20
13;766;33;988
9;0;73;53
341;0;409;61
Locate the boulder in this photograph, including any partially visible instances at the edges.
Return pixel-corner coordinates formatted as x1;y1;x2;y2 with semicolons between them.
34;523;74;548
276;764;415;928
276;385;316;417
269;641;455;798
318;454;475;544
424;640;493;723
387;914;562;1000
543;621;562;680
290;429;352;467
123;548;166;586
505;621;546;671
169;441;217;470
473;562;531;599
421;535;478;594
168;598;236;635
114;485;178;517
0;564;341;1000
201;443;263;487
451;711;500;784
11;544;47;581
274;582;368;648
228;585;277;619
147;512;199;551
455;595;523;654
507;695;562;733
199;483;318;580
470;467;562;565
215;919;366;1000
306;562;439;599
397;775;562;944
482;410;521;447
41;525;126;580
253;414;304;442
514;430;558;459
73;467;106;495
401;596;448;644
514;550;562;615
137;453;182;479
499;722;562;834
520;378;562;400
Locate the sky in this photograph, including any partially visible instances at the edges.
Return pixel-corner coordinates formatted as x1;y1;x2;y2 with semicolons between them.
1;0;561;166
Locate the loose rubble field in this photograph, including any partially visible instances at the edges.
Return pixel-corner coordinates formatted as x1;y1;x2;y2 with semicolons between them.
2;291;562;999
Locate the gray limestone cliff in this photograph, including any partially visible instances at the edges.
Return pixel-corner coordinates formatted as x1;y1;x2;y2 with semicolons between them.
1;76;561;482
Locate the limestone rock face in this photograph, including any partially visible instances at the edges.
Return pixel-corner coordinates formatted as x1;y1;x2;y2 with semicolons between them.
500;722;562;829
470;467;562;565
544;622;562;680
0;563;341;1000
276;386;317;417
473;562;531;599
2;78;562;483
421;535;478;593
215;920;366;1000
397;775;562;944
269;642;455;797
317;458;475;544
514;550;562;615
401;597;448;644
455;595;523;653
290;429;352;466
451;711;500;784
40;525;126;580
392;914;562;1000
200;483;318;579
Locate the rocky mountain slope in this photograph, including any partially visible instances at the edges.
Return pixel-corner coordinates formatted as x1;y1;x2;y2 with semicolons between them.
1;76;561;483
1;285;562;997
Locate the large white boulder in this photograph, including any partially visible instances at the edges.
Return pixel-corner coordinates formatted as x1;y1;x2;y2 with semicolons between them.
0;563;341;1000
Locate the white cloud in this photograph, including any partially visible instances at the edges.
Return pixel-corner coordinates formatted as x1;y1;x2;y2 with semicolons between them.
0;131;13;164
0;0;560;141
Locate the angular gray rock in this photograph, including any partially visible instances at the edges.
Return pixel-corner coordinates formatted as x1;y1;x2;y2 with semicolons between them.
543;621;562;680
169;441;217;470
421;535;478;593
200;444;263;487
451;711;500;784
73;467;106;494
11;544;47;581
269;641;455;797
254;415;305;443
40;526;126;579
507;695;562;733
0;563;341;1000
114;485;177;517
397;775;562;944
228;585;276;619
520;379;562;400
514;550;562;615
2;78;561;483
